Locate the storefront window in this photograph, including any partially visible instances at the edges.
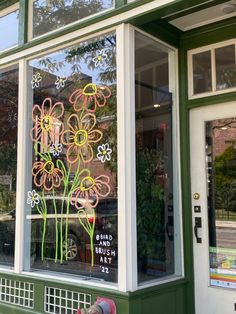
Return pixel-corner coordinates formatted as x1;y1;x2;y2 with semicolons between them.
25;33;118;282
0;5;19;51
31;0;114;38
0;65;18;267
135;32;174;283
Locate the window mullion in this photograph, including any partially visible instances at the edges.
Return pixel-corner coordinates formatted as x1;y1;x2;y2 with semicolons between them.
18;0;28;45
14;59;28;273
211;48;216;92
117;23;137;292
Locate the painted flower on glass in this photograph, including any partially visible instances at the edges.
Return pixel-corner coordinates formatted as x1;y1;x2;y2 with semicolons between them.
69;83;111;113
55;76;66;89
50;143;63;157
31;72;42;89
62;112;102;164
92;49;108;67
27;189;40;208
31;97;64;147
97;143;112;163
71;169;111;209
32;155;64;191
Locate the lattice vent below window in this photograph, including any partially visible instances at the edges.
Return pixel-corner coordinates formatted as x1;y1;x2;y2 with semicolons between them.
0;278;34;309
44;286;91;314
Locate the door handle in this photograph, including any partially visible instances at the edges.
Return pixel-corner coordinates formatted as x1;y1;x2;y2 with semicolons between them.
194;217;202;243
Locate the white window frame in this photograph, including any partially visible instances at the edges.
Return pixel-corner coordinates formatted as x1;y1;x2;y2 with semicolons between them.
0;3;19;53
27;0;115;41
133;27;183;289
0;23;182;292
188;38;236;99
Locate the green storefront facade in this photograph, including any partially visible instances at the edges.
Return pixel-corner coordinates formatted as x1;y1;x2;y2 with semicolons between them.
0;0;235;313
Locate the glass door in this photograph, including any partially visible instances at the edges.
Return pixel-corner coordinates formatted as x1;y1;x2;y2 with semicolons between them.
190;102;236;314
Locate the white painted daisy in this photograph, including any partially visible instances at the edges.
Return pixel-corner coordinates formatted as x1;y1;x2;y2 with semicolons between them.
97;143;112;163
55;76;66;89
92;49;108;67
50;143;63;157
27;190;40;208
31;72;42;89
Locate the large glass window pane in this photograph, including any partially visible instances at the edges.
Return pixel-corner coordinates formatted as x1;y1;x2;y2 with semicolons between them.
135;32;174;283
25;33;117;282
32;0;114;38
0;7;19;51
206;118;236;289
0;65;18;267
216;45;236;91
193;51;212;94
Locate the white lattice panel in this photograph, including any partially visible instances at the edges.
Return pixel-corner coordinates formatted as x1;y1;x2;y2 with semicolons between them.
0;278;34;309
44;286;91;314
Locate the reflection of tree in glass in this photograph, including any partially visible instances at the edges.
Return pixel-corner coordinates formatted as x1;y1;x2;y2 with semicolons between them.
136;149;165;273
36;35;116;84
214;145;236;218
33;0;113;38
0;70;18;213
66;35;116;83
216;68;236;89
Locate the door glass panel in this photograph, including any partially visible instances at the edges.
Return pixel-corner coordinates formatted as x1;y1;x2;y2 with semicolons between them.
0;65;18;267
216;45;236;91
193;51;212;94
206;118;236;289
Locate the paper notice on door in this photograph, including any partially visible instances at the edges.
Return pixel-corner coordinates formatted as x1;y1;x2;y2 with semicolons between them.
209;246;236;289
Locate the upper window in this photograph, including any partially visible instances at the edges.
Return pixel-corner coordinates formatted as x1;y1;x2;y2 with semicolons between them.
0;4;19;52
30;0;114;39
189;40;236;98
24;33;118;283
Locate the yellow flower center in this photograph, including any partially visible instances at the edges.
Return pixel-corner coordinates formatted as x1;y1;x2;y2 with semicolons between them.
74;130;88;147
83;83;97;96
43;161;54;174
41;115;53;132
97;55;102;61
80;176;95;191
103;150;107;155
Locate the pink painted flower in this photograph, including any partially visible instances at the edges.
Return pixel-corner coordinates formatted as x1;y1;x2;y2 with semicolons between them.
71;170;111;210
31;97;64;147
69;83;111;112
32;156;64;191
62;112;102;164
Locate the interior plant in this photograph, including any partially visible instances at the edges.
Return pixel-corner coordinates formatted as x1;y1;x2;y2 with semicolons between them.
136;147;165;274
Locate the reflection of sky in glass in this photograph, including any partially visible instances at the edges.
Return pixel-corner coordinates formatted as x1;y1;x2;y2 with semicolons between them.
29;36;116;86
30;51;101;85
0;10;19;51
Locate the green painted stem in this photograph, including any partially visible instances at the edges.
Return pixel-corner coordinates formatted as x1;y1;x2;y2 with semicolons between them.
64;162;80;262
52;189;58;262
41;214;47;261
